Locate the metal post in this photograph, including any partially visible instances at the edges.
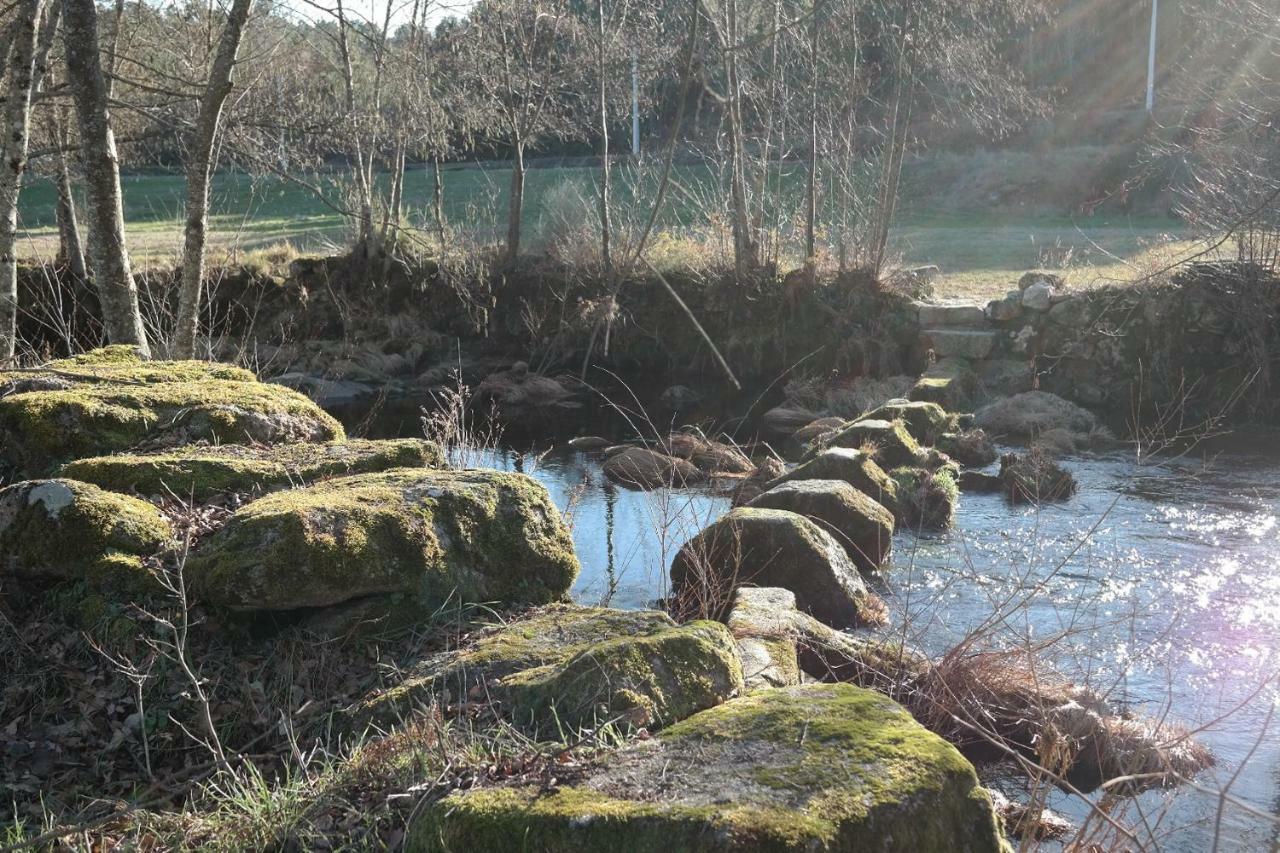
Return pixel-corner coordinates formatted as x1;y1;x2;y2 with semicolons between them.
631;54;640;155
1146;0;1158;113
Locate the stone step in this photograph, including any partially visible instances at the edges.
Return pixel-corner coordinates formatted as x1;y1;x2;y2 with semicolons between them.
917;303;988;328
920;328;997;360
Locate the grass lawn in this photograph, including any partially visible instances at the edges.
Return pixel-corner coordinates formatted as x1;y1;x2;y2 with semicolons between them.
16;162;1208;301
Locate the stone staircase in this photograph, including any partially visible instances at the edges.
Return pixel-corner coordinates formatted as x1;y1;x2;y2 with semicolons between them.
917;303;999;361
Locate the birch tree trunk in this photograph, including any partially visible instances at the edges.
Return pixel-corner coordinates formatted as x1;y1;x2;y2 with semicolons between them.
505;138;526;266
595;0;613;274
0;0;49;362
62;0;149;356
56;141;88;282
173;0;254;358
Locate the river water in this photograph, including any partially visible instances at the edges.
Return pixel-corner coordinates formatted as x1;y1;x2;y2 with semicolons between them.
355;406;1280;850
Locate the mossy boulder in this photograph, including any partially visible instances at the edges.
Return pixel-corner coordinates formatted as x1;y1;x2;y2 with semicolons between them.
725;587;802;690
0;345;256;394
670;508;882;629
0;478;173;593
413;683;1009;852
856;401;953;445
909;358;977;409
747;479;893;573
890;466;959;530
356;605;719;730
938;429;999;468
59;439;445;502
771;448;899;511
188;468;579;611
603;447;704;490
502;621;744;731
0;350;344;476
820;419;924;469
999;449;1078;504
974;391;1097;439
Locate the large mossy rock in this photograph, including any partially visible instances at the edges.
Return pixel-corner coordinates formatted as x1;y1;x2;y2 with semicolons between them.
856;401;953;445
772;448;899;511
747;479;893;573
725;587;802;690
188;468;578;611
357;605;740;733
819;418;923;469
413;684;1009;853
669;508;881;629
889;467;959;530
0;348;344;476
502;620;743;731
59;439;445;502
0;478;173;589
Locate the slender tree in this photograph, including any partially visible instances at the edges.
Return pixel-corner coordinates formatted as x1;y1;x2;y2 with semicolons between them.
61;0;148;355
173;0;254;359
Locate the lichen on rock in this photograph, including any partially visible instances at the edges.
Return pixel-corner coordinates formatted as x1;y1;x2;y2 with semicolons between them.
771;447;899;512
0;478;173;593
59;438;445;501
818;418;924;470
187;468;579;612
412;683;1010;853
856;400;954;445
747;479;893;573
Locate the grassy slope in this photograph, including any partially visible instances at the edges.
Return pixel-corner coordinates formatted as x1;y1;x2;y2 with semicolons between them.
17;155;1203;300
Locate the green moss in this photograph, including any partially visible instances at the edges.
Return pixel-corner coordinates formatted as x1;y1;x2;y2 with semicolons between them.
413;684;1008;853
776;448;899;510
0;479;173;596
890;466;959;530
856;401;954;444
0;378;345;475
59;439;445;501
909;359;977;410
357;605;677;726
503;620;744;732
0;346;257;388
188;469;579;613
821;419;924;470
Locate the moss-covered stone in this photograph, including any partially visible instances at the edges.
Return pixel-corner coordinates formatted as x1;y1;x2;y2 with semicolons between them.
890;466;959;530
356;604;679;726
0;345;256;393
188;469;579;612
725;587;802;690
412;684;1009;852
772;448;899;511
909;358;978;410
59;439;445;501
0;478;173;595
820;419;923;470
938;429;999;468
0;355;344;476
670;508;882;629
856;401;954;445
503;620;744;731
748;479;893;573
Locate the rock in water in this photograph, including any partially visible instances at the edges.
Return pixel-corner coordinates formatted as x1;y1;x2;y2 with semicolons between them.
890;466;960;530
856;401;953;445
748;479;893;573
188;469;579;611
603;447;704;490
669;507;883;628
772;447;899;511
974;391;1096;439
937;429;999;467
0;478;173;587
59;439;445;502
819;418;923;469
414;684;1009;853
0;347;344;476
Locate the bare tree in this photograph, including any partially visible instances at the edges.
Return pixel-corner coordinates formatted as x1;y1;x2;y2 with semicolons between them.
0;0;56;362
61;0;148;355
172;0;255;359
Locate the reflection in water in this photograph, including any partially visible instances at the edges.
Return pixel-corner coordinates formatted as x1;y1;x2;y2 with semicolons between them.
457;441;1279;851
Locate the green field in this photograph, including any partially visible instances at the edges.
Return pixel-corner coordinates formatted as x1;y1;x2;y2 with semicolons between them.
18;162;1205;299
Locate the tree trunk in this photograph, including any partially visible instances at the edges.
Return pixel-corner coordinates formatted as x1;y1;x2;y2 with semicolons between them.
174;0;254;358
805;0;821;265
432;155;447;248
56;149;87;281
595;0;612;274
62;0;149;355
505;139;525;266
0;0;49;362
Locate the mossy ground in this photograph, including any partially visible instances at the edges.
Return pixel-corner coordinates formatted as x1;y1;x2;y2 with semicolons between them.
59;438;445;501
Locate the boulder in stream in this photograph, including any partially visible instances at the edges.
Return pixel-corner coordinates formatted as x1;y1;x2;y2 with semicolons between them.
748;479;893;573
603;447;704;489
771;447;899;511
975;390;1096;439
856;400;953;445
818;418;924;470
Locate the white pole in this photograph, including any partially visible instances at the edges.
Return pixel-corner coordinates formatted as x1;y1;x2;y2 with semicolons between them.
1145;0;1158;113
631;55;640;156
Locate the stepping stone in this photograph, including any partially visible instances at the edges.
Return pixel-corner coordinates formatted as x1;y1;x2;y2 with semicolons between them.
921;329;997;360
